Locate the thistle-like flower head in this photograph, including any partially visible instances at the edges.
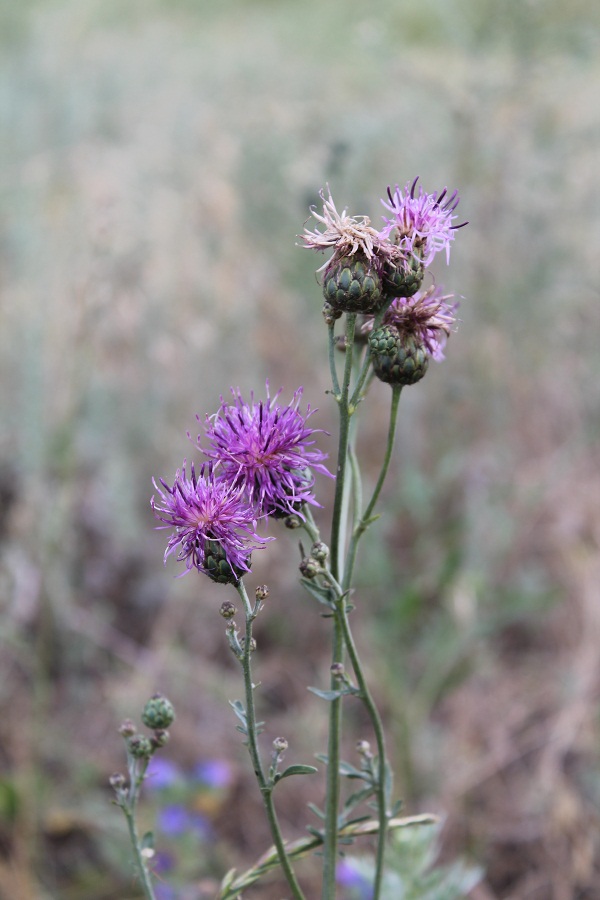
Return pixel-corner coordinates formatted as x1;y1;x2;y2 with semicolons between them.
380;177;466;267
363;285;458;362
151;461;269;579
301;187;384;270
202;385;331;518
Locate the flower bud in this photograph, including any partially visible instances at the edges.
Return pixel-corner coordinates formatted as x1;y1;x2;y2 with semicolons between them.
382;253;424;298
109;773;127;790
118;719;137;738
273;736;288;753
128;735;154;759
240;635;257;653
299;557;320;579
369;324;429;386
311;541;329;563
255;585;269;602
323;254;383;314
330;662;345;679
220;600;237;619
151;729;170;749
141;694;175;731
356;739;372;758
284;514;302;529
322;300;343;325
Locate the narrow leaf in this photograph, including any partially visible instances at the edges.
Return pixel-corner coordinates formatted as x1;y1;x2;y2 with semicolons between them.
278;764;318;780
307;802;325;820
299;578;335;608
338;761;365;778
220;868;237;892
140;831;155;851
343;785;376;810
308;687;346;702
228;699;247;727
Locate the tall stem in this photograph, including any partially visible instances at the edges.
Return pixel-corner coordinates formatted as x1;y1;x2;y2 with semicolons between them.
338;604;390;899
235;581;306;900
344;385;402;593
322;313;356;900
341;385;402;898
123;794;156;900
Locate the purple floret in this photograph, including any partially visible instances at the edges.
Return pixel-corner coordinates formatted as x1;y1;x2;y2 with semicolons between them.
380;177;466;267
362;285;459;362
201;385;331;519
151;461;270;577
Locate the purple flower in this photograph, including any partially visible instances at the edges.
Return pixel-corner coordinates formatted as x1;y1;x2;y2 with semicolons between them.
145;758;182;791
158;804;190;837
380;177;466;268
363;285;459;362
151;461;271;581
201;385;331;519
158;805;211;839
152;850;176;875
193;758;233;790
154;884;177;900
336;859;374;899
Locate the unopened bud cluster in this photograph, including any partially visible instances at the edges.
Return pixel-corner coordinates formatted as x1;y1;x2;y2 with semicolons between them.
111;694;176;798
299;540;331;580
302;180;466;386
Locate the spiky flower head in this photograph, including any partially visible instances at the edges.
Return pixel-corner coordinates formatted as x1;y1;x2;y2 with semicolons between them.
380;177;466;269
202;385;331;519
301;187;383;269
363;285;458;363
151;461;269;583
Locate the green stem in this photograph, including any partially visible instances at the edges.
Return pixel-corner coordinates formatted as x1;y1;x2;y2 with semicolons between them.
341;385;402;898
125;812;156;900
235;581;306;900
344;385;402;593
123;764;156;900
337;604;390;900
329;314;356;581
327;320;341;399
322;312;356;900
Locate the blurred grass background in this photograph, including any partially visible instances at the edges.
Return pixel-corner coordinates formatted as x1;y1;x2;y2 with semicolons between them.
1;0;600;897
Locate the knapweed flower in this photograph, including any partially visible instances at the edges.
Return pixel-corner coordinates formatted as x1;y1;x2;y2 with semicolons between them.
201;385;331;519
302;187;383;267
151;462;270;583
380;177;466;269
302;188;386;313
365;285;458;386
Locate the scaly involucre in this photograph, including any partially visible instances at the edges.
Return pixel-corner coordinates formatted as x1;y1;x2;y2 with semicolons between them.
202;385;331;518
380;177;464;267
363;285;459;361
151;461;268;576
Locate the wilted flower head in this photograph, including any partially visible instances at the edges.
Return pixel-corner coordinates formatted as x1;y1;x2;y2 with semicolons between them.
380;177;466;268
202;385;331;518
363;284;458;362
301;187;384;270
151;461;269;581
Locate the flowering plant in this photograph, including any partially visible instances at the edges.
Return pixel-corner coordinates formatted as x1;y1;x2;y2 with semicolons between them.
111;179;468;899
